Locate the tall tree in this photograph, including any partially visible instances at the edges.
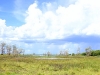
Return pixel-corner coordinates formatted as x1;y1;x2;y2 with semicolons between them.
0;42;6;55
77;47;80;55
64;50;69;56
6;45;12;55
59;50;63;55
47;51;50;57
85;46;91;56
18;48;25;55
12;45;18;56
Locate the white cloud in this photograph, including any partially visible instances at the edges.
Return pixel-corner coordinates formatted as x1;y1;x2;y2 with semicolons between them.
0;19;9;37
13;0;99;40
0;19;17;42
8;0;100;41
1;0;100;40
58;43;79;53
1;0;100;53
82;23;100;35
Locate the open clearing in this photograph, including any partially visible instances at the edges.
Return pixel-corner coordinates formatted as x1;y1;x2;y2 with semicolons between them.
0;55;100;75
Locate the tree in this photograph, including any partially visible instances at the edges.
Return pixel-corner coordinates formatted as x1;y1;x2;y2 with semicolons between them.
6;45;12;55
12;45;18;56
64;50;69;56
81;52;86;56
22;49;25;55
85;46;91;56
72;53;75;56
18;48;25;55
47;51;50;57
0;42;25;56
0;42;6;55
59;50;69;56
91;50;100;56
77;47;80;55
59;50;63;55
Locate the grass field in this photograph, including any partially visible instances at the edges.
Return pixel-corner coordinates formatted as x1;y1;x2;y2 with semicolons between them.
0;55;100;75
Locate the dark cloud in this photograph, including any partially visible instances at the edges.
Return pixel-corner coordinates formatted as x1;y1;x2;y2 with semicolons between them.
11;35;100;45
63;35;100;43
45;35;100;44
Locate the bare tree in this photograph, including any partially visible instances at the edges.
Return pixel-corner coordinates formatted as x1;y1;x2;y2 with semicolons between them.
85;46;91;56
59;50;63;55
18;48;25;55
47;51;50;57
12;45;18;56
77;47;80;55
0;42;25;56
43;53;46;56
6;45;12;55
22;49;25;55
59;50;69;56
0;42;6;55
64;50;69;56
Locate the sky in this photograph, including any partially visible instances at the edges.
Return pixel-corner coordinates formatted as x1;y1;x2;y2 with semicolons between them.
0;0;100;54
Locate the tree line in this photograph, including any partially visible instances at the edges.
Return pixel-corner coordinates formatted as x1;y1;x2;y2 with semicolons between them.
76;46;100;56
0;42;25;56
1;42;100;57
82;49;100;56
58;47;100;56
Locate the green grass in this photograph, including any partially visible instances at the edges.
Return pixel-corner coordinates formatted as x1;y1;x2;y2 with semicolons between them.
0;55;100;75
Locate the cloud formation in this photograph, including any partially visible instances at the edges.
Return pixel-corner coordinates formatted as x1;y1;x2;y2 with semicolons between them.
13;0;100;40
0;0;100;54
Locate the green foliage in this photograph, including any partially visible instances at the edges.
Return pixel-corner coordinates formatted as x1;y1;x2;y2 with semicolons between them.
72;53;75;56
81;52;86;56
82;50;100;56
91;50;100;56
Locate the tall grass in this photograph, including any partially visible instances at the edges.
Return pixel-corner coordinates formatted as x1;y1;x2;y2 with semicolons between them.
0;55;100;75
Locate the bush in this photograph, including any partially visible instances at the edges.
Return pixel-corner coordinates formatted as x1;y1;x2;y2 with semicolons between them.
91;50;100;56
81;53;86;56
81;50;100;56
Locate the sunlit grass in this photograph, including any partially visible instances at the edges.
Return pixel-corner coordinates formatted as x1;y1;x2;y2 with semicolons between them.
0;55;100;75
